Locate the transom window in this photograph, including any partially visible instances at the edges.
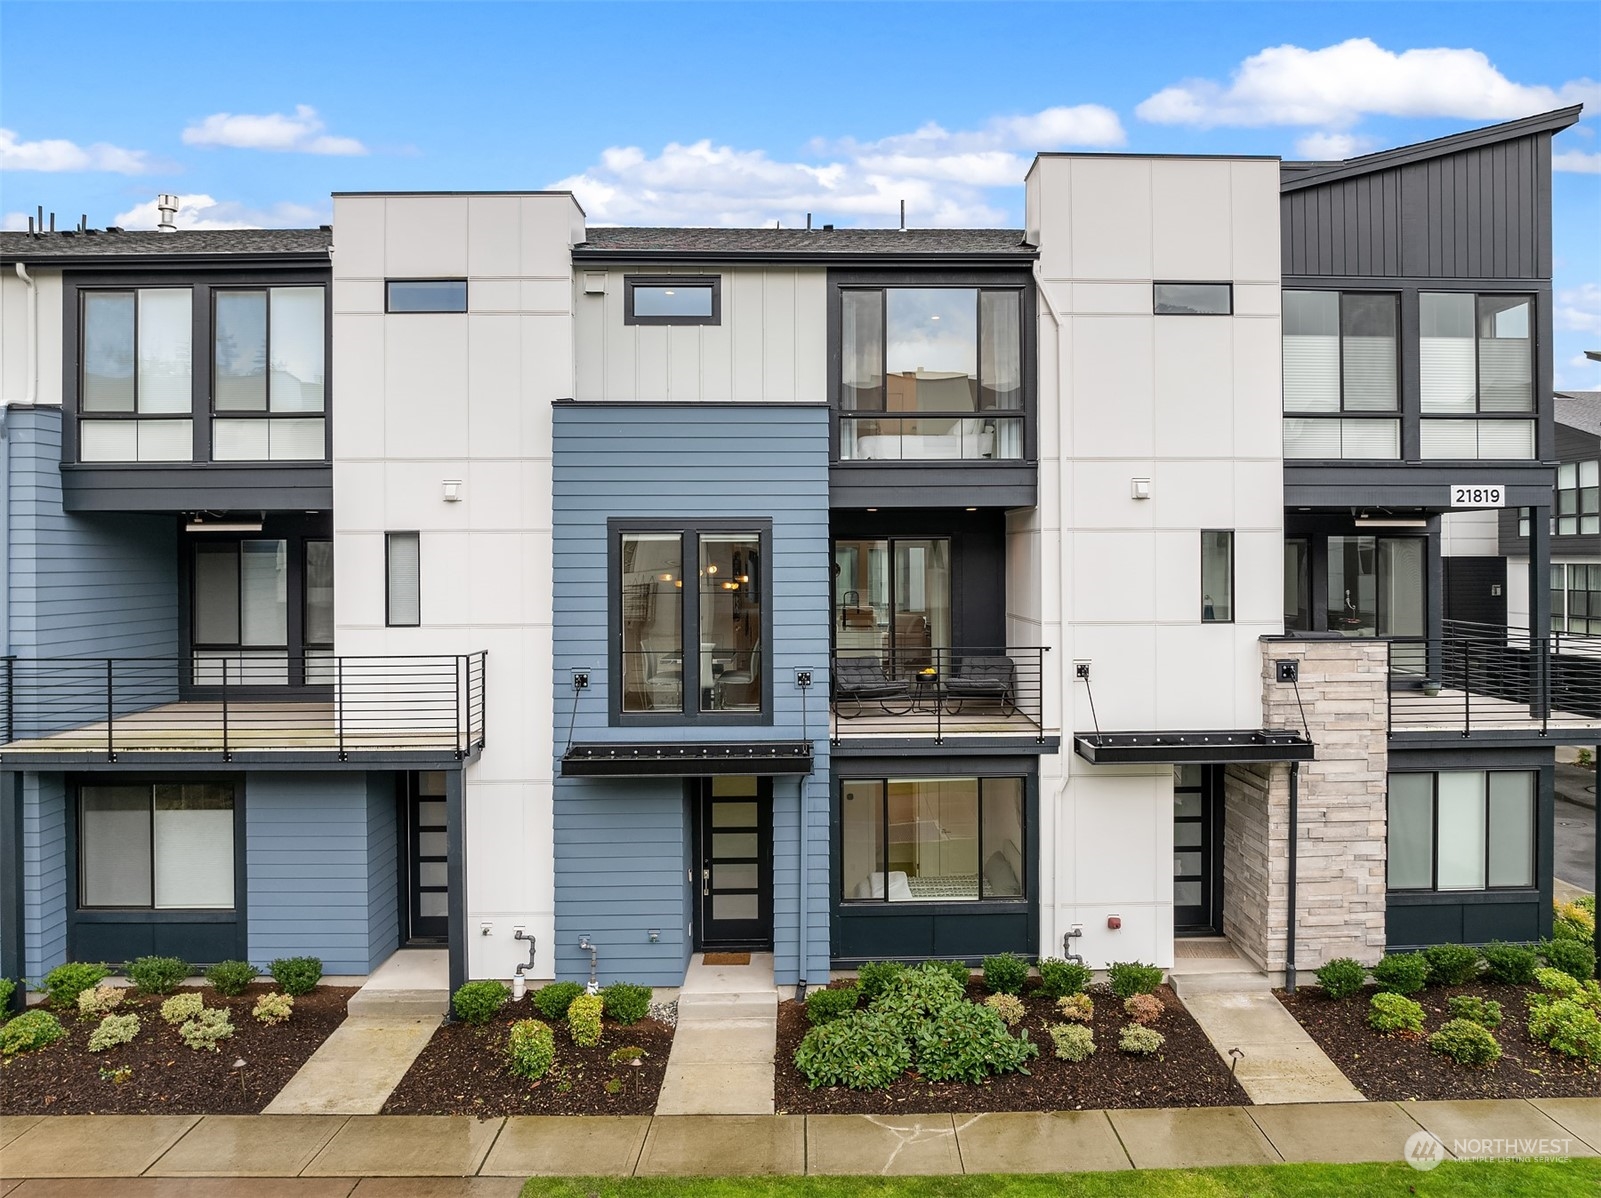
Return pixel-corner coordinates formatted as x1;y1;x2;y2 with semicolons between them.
1282;290;1400;460
624;276;720;325
840;776;1025;903
80;782;235;910
212;287;326;460
1388;770;1535;892
1419;293;1535;460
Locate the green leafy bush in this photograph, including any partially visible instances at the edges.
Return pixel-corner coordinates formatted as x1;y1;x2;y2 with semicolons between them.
1123;993;1164;1026
0;977;14;1021
805;985;861;1027
127;955;190;996
506;1018;556;1079
794;1010;911;1090
1530;967;1601;1012
1541;938;1597;983
855;961;906;1001
43;962;110;1010
253;992;294;1025
1048;1022;1095;1062
1447;995;1504;1028
160;992;205;1026
533;981;585;1020
88;1013;141;1052
1427;1018;1501;1066
868;962;966;1038
1036;958;1091;998
1118;1025;1164;1055
1107;961;1163;998
1481;941;1539;985
1056;993;1094;1023
1368;992;1426;1035
912;1001;1037;1082
926;959;972;992
1314;958;1367;1000
608;1046;646;1065
1526;999;1601;1064
179;1007;234;1052
981;952;1029;995
453;980;509;1025
77;984;125;1018
601;982;652;1025
1370;952;1430;995
983;992;1026;1027
1423;944;1482;987
269;957;323;997
1553;899;1596;945
1;1009;64;1055
206;960;259;997
567;993;603;1047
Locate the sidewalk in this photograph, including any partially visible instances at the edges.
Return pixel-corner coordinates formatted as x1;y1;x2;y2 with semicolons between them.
2;1099;1596;1187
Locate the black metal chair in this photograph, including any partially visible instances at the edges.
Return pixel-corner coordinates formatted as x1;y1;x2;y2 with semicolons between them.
832;656;912;719
942;655;1016;716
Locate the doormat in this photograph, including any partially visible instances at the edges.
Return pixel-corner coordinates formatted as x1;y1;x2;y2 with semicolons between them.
703;952;751;965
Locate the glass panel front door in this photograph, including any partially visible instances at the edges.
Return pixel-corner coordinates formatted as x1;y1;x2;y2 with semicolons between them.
1174;766;1222;934
697;777;772;947
833;537;952;668
407;771;449;941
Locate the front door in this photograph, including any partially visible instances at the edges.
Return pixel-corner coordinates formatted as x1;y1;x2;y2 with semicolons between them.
406;771;449;941
695;777;773;948
1174;765;1223;935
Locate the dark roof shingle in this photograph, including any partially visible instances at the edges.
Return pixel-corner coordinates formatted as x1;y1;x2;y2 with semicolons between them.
575;226;1033;260
0;227;331;261
1557;392;1601;437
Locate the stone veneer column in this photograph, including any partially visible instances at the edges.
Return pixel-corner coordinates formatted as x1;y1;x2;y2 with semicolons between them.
1223;639;1389;974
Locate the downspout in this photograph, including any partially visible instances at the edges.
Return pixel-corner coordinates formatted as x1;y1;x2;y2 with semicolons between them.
1285;761;1299;993
13;263;37;406
1033;259;1066;959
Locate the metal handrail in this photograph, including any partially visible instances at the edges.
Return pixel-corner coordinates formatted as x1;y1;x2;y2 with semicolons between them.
829;645;1050;743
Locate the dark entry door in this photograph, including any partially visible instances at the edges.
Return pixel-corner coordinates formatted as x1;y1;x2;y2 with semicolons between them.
1443;556;1508;628
696;777;773;948
406;771;449;941
1174;765;1223;934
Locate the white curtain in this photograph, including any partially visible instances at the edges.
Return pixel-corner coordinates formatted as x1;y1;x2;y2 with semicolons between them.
1436;772;1487;890
136;289;193;414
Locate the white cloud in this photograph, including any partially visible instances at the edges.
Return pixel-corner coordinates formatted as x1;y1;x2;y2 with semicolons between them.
3;211;31;231
0;128;151;174
1293;132;1379;159
1558;352;1601;392
1557;284;1601;336
552;105;1123;227
1137;39;1601;129
1554;150;1601;174
112;193;327;230
181;105;366;155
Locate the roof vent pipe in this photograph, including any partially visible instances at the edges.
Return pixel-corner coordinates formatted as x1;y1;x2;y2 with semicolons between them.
900;199;906;231
156;194;179;232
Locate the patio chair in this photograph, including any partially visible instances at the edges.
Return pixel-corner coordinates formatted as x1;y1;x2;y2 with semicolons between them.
832;656;912;719
942;655;1017;716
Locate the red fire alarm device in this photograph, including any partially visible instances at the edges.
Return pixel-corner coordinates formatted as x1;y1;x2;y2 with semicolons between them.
1107;915;1122;930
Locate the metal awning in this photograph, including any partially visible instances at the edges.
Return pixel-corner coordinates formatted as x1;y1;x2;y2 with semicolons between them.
1073;729;1314;765
560;741;814;777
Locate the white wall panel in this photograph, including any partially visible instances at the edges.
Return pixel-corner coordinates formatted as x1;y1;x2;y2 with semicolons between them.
1152;159;1232;280
1069;159;1153;280
467;197;521;277
384;197;469;278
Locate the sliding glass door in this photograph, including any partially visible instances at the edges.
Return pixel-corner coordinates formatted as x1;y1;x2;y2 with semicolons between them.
833;537;951;667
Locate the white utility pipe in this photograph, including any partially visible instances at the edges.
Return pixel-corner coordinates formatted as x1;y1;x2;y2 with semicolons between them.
14;262;37;405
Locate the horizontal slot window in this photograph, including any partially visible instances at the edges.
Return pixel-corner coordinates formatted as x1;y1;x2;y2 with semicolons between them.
1154;282;1231;315
624;276;720;325
386;280;468;313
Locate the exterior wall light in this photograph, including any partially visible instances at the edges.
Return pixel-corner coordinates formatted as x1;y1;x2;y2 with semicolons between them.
442;480;463;503
1131;478;1151;500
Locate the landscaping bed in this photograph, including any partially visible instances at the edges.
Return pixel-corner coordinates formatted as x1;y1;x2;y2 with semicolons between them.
0;983;354;1115
775;978;1249;1115
383;993;674;1116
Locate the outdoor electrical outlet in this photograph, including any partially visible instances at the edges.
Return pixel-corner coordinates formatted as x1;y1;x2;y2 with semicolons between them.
648;928;660;943
1074;661;1092;680
480;922;493;936
1276;660;1299;683
795;669;813;688
572;671;590;690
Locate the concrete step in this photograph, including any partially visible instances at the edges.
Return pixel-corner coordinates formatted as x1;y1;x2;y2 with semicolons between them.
346;987;450;1020
676;990;778;1021
1169;970;1274;998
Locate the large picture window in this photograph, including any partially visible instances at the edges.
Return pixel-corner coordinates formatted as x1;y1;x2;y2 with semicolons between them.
80;783;236;910
79;288;194;462
840;776;1024;903
1282;290;1399;460
1388;771;1535;892
212;286;326;461
1419;292;1535;460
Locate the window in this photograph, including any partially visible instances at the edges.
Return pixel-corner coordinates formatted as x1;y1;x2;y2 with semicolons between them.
1201;531;1234;623
1554;563;1601;634
1326;536;1424;640
1284;539;1310;631
1556;461;1601;536
833;537;951;667
1282;290;1400;460
1154;282;1231;315
1420;293;1535;460
80;783;235;909
616;522;768;719
840;776;1024;903
838;286;1024;461
192;538;289;685
212;287;326;460
79;288;193;462
386;532;421;627
1387;771;1535;892
623;276;719;325
386;280;468;313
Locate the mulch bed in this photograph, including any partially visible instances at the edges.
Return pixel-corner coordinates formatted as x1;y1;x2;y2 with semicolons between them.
1278;981;1601;1101
774;981;1250;1114
382;996;673;1117
0;983;355;1115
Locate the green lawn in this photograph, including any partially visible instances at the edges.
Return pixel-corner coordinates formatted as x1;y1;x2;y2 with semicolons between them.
520;1158;1601;1198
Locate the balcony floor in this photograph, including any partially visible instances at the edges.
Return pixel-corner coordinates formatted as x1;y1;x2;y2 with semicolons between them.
829;701;1046;740
1391;687;1601;737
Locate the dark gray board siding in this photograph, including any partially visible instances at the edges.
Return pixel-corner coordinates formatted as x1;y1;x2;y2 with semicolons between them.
22;772;67;977
552;402;832;987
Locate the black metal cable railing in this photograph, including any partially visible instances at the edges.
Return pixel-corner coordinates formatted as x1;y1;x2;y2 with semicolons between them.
828;646;1049;743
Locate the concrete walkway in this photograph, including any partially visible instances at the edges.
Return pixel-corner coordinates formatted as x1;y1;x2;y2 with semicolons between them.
2;1100;1595;1186
653;953;777;1116
1170;972;1365;1105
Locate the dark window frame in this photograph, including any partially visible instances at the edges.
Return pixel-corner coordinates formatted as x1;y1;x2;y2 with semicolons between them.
1418;291;1538;454
1153;281;1233;316
385;279;469;314
1386;769;1538;894
1201;530;1235;624
623;275;722;326
1281;288;1402;416
386;531;422;628
76;779;241;912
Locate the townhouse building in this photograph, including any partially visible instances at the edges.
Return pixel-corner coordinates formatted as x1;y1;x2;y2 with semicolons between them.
1;105;1591;1006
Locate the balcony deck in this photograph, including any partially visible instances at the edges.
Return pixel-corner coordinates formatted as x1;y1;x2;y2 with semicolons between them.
828;647;1054;746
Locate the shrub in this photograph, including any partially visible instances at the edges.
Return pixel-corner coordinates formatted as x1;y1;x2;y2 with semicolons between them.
1368;992;1426;1035
982;952;1029;995
1370;952;1430;995
127;955;190;996
609;1045;646;1064
533;981;585;1021
868;962;966;1038
1428;1018;1502;1067
43;961;110;1010
1314;957;1367;1000
269;957;323;997
1530;967;1599;1008
253;992;294;1025
1118;1025;1165;1055
206;960;259;997
506;1018;556;1079
160;992;206;1026
1481;941;1540;985
927;959;972;992
77;984;125;1018
601;982;652;1026
179;1007;234;1052
452;980;508;1025
912;1001;1038;1082
1527;999;1601;1064
1;1009;64;1055
855;961;907;1002
88;1013;141;1052
1424;944;1482;987
1123;993;1164;1026
983;992;1027;1027
1036;958;1092;999
1056;993;1094;1023
1048;1022;1095;1062
1541;938;1597;983
1553;899;1596;945
794;1010;911;1090
0;977;13;1021
1447;995;1504;1028
1107;961;1163;998
806;984;861;1027
567;993;603;1047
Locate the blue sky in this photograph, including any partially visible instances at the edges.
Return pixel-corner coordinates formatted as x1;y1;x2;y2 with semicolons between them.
2;1;1598;384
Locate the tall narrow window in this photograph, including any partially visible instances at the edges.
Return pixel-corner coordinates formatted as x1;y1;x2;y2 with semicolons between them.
1201;531;1234;623
620;533;684;714
79;288;194;462
386;532;421;627
191;538;290;685
1284;539;1310;631
1386;774;1434;890
699;532;762;713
